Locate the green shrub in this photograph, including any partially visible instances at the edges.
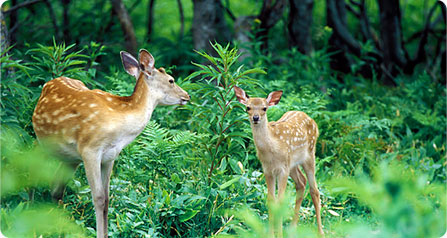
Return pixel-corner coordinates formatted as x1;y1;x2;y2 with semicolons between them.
330;161;446;238
1;129;86;237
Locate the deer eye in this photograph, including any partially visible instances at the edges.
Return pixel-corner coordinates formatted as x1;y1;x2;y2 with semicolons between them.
169;79;174;84
263;107;267;111
246;107;251;111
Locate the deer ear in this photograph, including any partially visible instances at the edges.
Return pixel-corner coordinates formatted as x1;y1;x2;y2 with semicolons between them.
266;90;283;106
139;49;155;74
233;86;249;105
120;51;140;78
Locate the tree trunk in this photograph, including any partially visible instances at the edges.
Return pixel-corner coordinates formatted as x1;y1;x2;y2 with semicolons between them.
256;0;287;51
110;0;137;54
234;15;256;61
1;6;9;54
147;0;155;42
287;0;313;54
377;0;407;84
176;0;184;40
192;0;231;55
4;0;43;46
440;1;446;79
326;0;352;73
9;0;18;44
61;0;71;43
43;0;60;40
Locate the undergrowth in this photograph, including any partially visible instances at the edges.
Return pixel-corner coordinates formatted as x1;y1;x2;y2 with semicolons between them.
1;40;445;237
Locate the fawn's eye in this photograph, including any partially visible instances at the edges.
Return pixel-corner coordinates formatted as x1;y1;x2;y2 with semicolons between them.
246;107;251;111
169;79;174;84
263;107;267;111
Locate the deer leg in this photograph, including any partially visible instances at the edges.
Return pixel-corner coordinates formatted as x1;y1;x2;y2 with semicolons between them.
290;166;307;227
51;161;80;202
264;172;276;238
302;159;324;236
83;153;106;238
101;160;114;237
275;169;289;238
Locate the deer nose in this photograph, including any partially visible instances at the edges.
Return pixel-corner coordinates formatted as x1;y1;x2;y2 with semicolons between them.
253;115;260;121
181;94;190;102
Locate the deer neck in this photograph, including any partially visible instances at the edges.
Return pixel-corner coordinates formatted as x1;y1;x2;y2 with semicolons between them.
127;77;158;124
251;117;273;152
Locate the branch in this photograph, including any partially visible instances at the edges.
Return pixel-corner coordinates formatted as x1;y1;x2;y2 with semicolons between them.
223;6;236;21
111;0;137;54
349;0;361;7
43;0;60;40
128;0;142;14
358;0;380;49
3;0;42;14
176;0;184;39
98;5;117;43
258;0;287;29
256;0;287;50
440;0;446;23
61;0;71;43
221;0;236;21
345;4;360;18
407;2;439;68
405;27;442;44
147;0;155;41
327;0;361;56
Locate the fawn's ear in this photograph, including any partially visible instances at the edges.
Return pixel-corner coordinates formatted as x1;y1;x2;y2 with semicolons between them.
139;49;155;74
121;51;140;78
266;90;283;106
233;86;249;105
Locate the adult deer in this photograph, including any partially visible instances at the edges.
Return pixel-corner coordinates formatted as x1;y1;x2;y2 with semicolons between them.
32;49;190;238
233;86;323;237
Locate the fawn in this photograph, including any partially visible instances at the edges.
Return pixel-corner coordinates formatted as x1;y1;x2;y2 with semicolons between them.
233;86;323;236
32;49;190;238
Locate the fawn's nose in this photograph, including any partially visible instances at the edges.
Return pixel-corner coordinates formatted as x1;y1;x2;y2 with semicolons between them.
253;115;260;122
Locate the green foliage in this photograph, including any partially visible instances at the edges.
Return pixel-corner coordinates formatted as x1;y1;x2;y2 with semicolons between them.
184;43;266;178
27;39;87;79
220;193;322;238
26;39;105;87
330;161;446;238
1;130;85;237
1;38;445;237
0;40;106;142
0;47;35;144
1;41;105;237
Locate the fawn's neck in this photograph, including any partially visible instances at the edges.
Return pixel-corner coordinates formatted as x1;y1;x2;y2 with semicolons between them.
251;117;274;151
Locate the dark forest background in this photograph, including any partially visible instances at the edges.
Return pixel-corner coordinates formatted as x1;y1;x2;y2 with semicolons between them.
1;0;446;237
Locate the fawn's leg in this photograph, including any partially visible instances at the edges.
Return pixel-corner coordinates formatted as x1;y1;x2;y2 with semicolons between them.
265;172;276;238
290;166;307;226
302;158;324;236
275;169;289;238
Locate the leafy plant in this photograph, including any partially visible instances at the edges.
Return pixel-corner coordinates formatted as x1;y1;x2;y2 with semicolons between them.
1;128;86;237
0;47;35;143
329;161;446;238
185;42;266;179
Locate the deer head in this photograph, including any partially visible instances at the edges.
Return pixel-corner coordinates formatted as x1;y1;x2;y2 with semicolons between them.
121;49;190;106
